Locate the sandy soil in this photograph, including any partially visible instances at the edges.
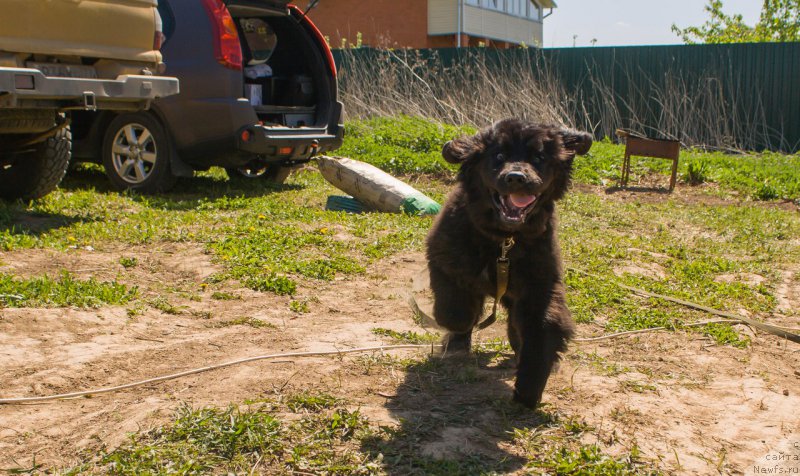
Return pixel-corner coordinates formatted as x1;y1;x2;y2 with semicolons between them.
1;215;799;474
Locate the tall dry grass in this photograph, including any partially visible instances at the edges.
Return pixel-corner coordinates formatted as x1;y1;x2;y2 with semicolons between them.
335;48;783;151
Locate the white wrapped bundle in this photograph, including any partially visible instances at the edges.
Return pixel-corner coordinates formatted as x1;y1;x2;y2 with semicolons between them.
317;156;440;215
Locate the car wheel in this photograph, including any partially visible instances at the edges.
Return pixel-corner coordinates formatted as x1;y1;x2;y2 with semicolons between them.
102;112;177;193
225;163;294;184
0;125;72;201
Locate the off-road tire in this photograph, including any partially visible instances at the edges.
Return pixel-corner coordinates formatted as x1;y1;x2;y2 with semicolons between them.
0;127;72;201
102;112;177;193
0;110;57;134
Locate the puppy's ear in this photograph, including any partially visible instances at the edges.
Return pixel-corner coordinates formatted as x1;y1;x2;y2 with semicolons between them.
559;129;593;156
442;136;480;164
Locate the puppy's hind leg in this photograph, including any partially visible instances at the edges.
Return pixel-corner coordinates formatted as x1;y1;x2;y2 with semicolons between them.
429;266;484;355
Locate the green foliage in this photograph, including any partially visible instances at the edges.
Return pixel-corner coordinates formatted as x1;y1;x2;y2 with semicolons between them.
100;404;282;475
336;115;474;175
702;323;751;347
535;444;649;474
118;256;138;269
286;393;339;412
673;0;800;43
371;327;441;344
213;316;275;329
0;272;136;308
684;160;709;185
289;299;310;314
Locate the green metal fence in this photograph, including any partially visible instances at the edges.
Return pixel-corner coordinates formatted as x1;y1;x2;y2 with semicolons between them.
333;43;800;152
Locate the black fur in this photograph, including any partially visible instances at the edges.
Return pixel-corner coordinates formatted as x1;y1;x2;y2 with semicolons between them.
426;119;593;408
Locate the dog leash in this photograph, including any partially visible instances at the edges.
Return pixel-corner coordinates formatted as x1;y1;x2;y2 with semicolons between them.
477;237;515;330
406;237;515;331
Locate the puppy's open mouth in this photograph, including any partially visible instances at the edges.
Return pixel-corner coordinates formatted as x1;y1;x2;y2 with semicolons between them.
492;192;538;223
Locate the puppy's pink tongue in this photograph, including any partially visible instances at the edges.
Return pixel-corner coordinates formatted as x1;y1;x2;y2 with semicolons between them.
509;193;536;208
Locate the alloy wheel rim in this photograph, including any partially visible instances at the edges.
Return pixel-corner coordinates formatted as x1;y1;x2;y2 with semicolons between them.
111;123;157;184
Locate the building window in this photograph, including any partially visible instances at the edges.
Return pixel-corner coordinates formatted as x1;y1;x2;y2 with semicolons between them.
527;1;541;20
481;0;502;10
513;0;529;16
468;0;542;20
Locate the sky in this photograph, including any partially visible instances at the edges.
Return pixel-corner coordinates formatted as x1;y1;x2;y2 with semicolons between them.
544;0;763;48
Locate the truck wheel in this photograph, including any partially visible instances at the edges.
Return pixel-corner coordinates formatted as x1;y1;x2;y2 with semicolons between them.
225;163;294;184
0;127;72;201
102;112;177;193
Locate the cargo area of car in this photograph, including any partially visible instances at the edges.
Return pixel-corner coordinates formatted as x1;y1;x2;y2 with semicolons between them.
227;5;333;129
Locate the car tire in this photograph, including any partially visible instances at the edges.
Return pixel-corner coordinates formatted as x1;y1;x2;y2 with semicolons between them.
102;112;177;193
0;126;72;201
225;163;294;184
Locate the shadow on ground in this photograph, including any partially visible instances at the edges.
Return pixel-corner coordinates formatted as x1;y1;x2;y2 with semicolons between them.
361;351;552;475
60;163;305;211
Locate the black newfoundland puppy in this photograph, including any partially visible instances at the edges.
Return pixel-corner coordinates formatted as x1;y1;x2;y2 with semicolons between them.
426;119;592;408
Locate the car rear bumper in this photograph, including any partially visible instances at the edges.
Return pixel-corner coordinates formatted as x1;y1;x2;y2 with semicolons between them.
0;67;179;110
235;102;345;161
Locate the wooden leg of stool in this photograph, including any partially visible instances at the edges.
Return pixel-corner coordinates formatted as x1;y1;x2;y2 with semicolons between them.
669;157;678;191
621;153;630;187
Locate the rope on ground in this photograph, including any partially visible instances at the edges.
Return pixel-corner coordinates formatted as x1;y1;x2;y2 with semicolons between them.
0;345;436;405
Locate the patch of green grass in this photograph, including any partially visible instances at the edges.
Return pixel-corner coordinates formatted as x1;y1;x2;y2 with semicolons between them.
337;115;474;175
146;296;184;315
371;327;441;344
289;299;310;313
575;139;800;200
242;273;297;295
70;400;378;475
0;272;136;308
210;291;240;301
213;316;275;329
98;404;283;474
620;381;658;394
702;323;751;348
286;393;338;412
535;443;653;475
559;191;795;334
118;256;138;269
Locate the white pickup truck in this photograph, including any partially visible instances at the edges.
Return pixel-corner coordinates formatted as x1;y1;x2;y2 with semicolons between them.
0;0;179;200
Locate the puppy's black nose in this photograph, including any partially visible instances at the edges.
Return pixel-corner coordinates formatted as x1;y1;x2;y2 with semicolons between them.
504;171;528;185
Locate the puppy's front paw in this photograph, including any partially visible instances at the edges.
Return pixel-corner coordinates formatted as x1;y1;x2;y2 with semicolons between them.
441;332;472;356
512;388;542;409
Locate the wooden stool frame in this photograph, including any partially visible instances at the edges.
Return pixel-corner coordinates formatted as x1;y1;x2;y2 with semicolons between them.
617;132;681;191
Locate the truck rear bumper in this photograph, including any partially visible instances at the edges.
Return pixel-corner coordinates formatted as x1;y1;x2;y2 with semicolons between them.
0;67;179;110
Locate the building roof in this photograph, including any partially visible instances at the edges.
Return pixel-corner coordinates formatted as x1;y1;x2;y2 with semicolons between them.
537;0;557;7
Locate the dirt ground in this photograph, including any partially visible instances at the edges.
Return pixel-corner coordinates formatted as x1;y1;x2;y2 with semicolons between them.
1;193;799;474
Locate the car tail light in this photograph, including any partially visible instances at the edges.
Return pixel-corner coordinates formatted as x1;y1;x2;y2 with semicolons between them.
201;0;243;71
153;8;165;50
154;31;166;51
288;5;336;78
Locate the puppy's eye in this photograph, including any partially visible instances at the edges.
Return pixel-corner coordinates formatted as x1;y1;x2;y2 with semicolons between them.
495;153;505;162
